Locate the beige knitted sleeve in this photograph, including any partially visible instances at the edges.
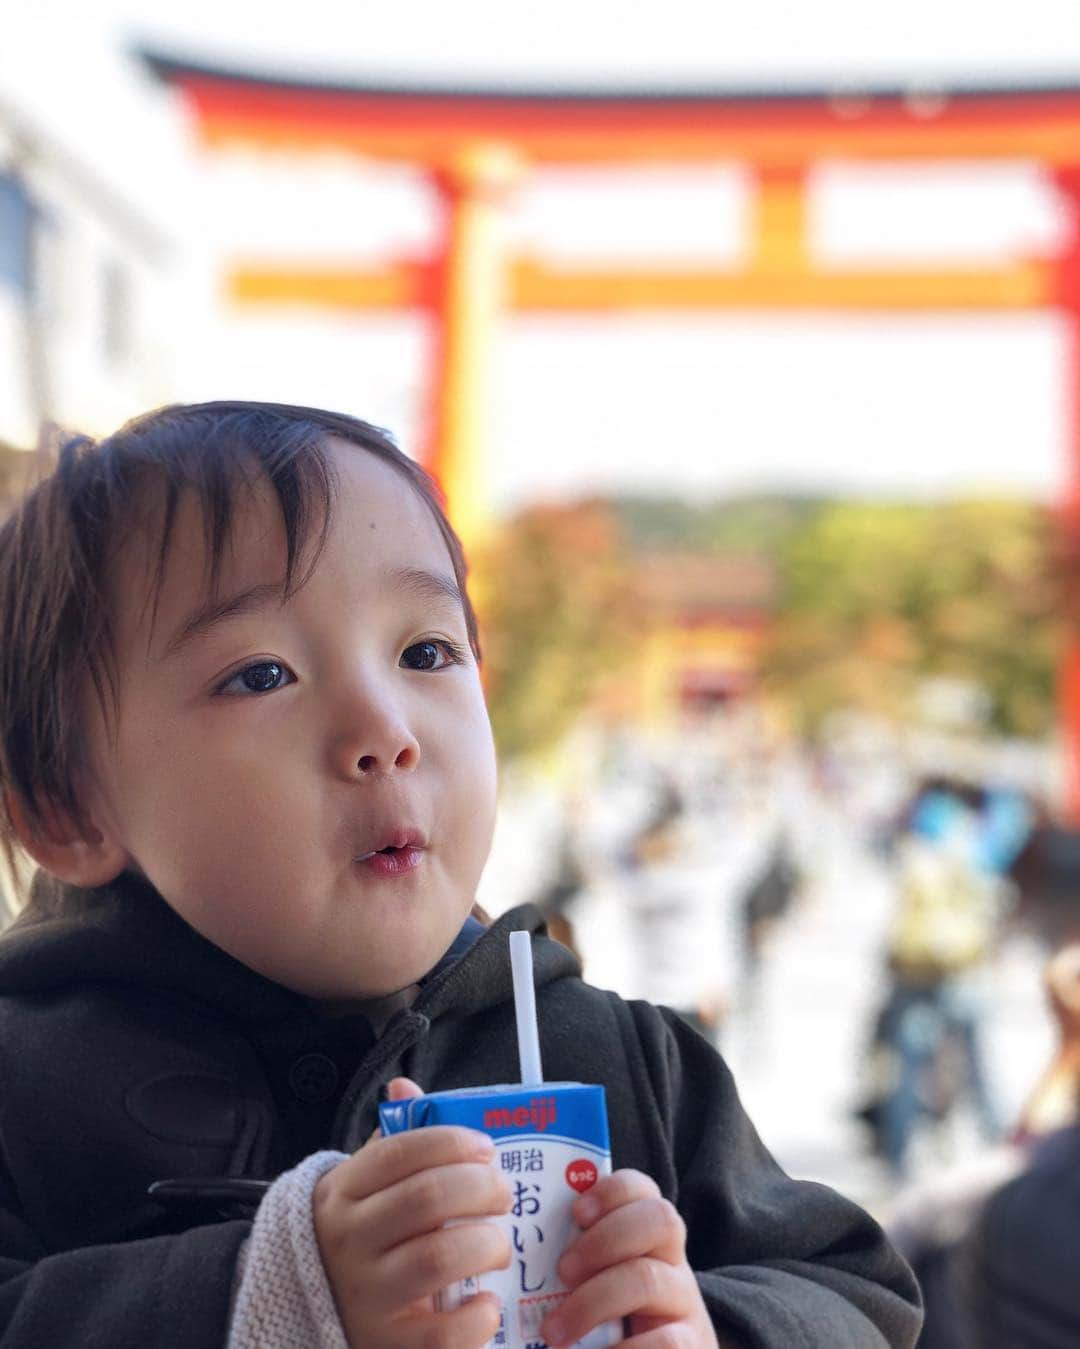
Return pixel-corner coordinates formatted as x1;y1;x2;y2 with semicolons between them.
227;1150;349;1349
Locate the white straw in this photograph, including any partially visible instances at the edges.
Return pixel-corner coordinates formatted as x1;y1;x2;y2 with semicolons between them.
509;930;544;1085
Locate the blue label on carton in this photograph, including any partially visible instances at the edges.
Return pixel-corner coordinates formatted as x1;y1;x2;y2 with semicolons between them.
380;1082;610;1149
379;1082;619;1349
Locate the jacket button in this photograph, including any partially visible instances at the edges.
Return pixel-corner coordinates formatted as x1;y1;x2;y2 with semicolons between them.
288;1053;340;1103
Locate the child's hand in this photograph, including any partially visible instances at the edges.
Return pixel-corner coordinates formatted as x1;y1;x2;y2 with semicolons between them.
312;1077;512;1349
540;1168;727;1348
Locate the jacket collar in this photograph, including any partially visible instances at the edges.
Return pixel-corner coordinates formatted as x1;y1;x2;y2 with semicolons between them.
0;871;306;1024
0;873;579;1028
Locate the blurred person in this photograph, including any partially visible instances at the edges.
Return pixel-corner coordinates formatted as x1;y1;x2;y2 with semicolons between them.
962;943;1080;1347
963;1123;1080;1347
858;780;1016;1178
618;776;728;1041
0;403;922;1348
1006;814;1080;951
886;943;1080;1348
735;826;800;1011
529;804;587;962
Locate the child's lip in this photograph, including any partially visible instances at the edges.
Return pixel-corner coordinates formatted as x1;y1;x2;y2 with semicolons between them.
354;829;427;863
357;845;425;877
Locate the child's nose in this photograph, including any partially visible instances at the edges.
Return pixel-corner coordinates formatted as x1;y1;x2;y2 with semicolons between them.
332;708;421;779
356;739;419;775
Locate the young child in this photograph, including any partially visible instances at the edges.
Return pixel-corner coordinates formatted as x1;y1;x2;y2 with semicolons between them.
0;401;921;1348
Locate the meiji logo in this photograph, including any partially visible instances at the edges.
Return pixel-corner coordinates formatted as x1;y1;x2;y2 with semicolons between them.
483;1097;558;1132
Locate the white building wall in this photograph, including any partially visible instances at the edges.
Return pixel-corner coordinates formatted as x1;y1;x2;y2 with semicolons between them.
0;289;33;449
0;109;174;450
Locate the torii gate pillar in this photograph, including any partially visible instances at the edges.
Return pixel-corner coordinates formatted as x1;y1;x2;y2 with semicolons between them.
1052;168;1080;820
426;144;519;550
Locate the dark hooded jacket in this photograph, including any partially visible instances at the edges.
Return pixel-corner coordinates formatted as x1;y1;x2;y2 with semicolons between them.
0;873;921;1347
963;1124;1080;1347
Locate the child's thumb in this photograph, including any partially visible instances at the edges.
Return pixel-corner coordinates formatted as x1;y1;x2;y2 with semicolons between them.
368;1076;424;1146
386;1076;424;1102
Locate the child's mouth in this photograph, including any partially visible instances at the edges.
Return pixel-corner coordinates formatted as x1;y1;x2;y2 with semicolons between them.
355;844;424;877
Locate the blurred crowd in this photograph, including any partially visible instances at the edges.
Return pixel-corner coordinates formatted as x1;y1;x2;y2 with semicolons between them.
480;707;1080;1347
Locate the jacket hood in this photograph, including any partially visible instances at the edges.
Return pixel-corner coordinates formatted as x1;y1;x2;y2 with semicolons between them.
0;871;579;1029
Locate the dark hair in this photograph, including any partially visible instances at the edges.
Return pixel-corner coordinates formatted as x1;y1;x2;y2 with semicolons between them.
0;400;478;874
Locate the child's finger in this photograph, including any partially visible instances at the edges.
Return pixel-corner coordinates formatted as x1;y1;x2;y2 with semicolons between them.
559;1195;686;1286
617;1326;728;1349
386;1075;424;1103
622;1314;731;1348
572;1168;662;1228
367;1075;425;1144
331;1125;494;1203
361;1160;512;1251
434;1292;504;1349
396;1293;504;1349
540;1258;692;1348
381;1221;512;1305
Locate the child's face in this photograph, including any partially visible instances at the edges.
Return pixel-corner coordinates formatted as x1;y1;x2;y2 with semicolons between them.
82;439;497;999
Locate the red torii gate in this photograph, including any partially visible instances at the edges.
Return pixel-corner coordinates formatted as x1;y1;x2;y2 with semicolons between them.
143;52;1080;809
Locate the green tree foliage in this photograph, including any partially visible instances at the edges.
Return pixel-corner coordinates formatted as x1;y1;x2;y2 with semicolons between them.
476;501;634;764
762;499;1062;737
613;493;819;556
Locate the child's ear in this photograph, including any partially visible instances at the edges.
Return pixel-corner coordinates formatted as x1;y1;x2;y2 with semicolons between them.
6;791;129;889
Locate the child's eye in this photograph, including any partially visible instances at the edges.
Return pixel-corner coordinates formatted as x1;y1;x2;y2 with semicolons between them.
218;661;295;696
400;640;466;672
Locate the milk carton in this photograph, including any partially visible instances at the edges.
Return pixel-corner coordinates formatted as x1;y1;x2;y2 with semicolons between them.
379;1081;621;1349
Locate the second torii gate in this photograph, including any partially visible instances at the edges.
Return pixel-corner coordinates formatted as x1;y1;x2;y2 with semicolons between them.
142;52;1080;807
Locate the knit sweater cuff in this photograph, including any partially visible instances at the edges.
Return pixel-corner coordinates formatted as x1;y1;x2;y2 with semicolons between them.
227;1150;349;1349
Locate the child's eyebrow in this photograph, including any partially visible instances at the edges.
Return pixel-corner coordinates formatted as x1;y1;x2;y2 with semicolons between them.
161;582;285;659
159;569;462;660
385;567;466;609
